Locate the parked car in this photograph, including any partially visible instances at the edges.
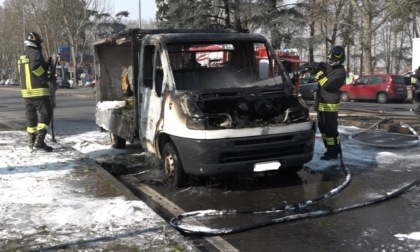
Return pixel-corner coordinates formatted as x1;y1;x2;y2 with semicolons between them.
340;74;407;103
57;78;71;89
0;79;5;85
299;76;318;100
83;78;93;87
5;79;19;86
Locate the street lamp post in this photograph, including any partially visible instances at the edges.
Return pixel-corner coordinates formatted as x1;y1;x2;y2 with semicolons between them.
138;0;141;28
22;0;26;50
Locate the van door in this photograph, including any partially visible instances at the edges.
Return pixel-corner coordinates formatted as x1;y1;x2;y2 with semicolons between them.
138;43;164;154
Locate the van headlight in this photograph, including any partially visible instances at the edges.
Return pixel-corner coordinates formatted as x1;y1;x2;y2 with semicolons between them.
186;117;207;130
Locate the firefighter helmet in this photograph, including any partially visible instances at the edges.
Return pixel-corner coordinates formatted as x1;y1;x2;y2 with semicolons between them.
328;45;345;66
26;32;43;48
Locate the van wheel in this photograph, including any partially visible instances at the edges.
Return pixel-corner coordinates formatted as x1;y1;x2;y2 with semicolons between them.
340;92;350;102
112;134;126;149
163;142;188;187
377;92;388;103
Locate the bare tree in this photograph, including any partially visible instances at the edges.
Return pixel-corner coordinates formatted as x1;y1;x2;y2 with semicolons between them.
349;0;401;74
0;0;27;78
0;0;112;83
2;0;420;80
297;0;325;63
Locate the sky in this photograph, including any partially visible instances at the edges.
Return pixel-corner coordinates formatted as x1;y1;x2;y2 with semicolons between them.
111;0;157;21
0;0;157;21
1;126;420;250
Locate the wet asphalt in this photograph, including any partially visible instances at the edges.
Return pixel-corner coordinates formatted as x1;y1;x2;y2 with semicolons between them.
119;129;420;252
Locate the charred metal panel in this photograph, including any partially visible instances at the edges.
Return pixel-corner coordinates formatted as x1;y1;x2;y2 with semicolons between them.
160;89;312;140
96;101;136;142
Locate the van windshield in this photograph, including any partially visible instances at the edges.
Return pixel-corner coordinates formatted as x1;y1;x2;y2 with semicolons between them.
167;41;289;91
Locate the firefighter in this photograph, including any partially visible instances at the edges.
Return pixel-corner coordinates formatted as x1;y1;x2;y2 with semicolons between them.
411;66;420;114
18;32;56;152
300;45;347;160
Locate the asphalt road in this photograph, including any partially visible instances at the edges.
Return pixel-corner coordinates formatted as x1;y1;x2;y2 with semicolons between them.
0;86;97;134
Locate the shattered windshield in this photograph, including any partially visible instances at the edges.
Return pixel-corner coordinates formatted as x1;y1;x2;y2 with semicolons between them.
167;41;289;91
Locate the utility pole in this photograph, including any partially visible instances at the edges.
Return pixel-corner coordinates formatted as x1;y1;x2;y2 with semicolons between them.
22;0;26;50
138;0;141;28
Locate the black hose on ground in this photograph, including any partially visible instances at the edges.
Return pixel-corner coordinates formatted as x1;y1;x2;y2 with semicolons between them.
349;117;420;148
170;177;420;236
170;119;420;235
170;153;352;235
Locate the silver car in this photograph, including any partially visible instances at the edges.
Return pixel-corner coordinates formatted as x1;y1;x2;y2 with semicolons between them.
299;76;318;100
5;79;19;86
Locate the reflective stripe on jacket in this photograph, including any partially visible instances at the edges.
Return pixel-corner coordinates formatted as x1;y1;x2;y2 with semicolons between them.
18;47;50;98
314;64;346;111
318;102;340;112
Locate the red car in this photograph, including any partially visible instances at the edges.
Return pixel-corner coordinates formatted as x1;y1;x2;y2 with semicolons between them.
340;74;407;103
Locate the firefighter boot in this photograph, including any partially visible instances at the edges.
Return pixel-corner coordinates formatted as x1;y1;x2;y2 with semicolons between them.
28;133;36;149
320;145;339;161
34;129;53;152
320;151;338;161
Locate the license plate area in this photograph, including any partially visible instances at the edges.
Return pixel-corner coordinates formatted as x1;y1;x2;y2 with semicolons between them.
253;161;281;172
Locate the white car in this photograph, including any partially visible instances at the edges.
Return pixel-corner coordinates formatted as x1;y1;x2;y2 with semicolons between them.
84;79;93;87
5;79;19;86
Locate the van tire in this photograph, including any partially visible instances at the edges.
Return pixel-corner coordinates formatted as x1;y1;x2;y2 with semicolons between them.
112;134;126;149
377;92;388;103
163;142;188;187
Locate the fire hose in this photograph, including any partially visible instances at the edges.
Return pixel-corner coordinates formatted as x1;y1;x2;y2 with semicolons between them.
348;117;420;148
170;119;420;235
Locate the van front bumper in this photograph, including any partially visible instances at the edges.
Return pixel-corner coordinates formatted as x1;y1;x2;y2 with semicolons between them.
171;130;315;176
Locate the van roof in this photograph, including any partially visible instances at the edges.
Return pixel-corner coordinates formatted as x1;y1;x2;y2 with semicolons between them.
93;28;267;47
146;32;267;43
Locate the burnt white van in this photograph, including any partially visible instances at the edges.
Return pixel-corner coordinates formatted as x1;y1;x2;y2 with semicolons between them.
94;29;315;187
